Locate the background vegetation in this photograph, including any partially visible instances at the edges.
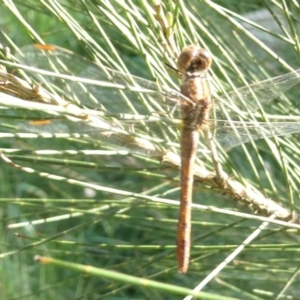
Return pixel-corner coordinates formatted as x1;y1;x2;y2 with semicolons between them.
0;0;300;299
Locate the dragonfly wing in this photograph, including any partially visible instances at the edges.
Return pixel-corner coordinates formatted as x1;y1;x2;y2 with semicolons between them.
216;69;300;119
16;45;188;116
11;44;300;154
214;120;300;150
0;105;182;157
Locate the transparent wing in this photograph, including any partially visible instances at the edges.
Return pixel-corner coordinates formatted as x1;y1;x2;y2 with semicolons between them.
1;102;300;156
216;70;300;119
2;44;300;153
16;44;300;117
15;44;189;117
212;120;300;150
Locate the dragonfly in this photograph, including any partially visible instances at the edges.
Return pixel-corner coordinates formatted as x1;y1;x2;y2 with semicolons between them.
1;44;300;273
176;45;213;273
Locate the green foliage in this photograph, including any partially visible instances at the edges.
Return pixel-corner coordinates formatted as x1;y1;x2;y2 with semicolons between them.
0;0;300;299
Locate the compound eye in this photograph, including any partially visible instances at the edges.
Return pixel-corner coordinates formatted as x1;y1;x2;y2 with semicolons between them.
177;45;212;73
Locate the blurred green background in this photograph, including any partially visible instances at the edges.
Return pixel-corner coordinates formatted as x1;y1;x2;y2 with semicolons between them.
1;0;300;299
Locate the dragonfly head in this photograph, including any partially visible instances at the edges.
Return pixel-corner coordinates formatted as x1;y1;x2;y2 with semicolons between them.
177;45;212;75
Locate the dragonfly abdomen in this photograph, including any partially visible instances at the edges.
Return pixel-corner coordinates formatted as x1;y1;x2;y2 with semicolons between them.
178;127;199;273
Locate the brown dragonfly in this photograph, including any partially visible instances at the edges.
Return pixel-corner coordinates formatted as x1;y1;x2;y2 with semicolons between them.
1;44;300;273
176;46;213;273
